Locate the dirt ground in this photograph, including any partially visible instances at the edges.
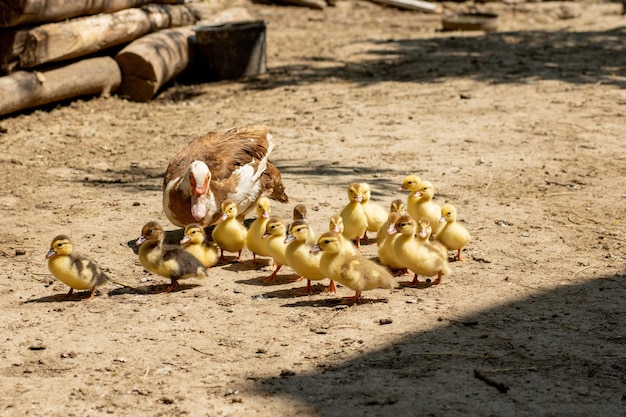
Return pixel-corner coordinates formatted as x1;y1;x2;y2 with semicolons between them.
1;0;625;416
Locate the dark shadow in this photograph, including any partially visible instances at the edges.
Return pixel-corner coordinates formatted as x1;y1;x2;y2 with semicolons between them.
242;27;626;90
252;272;626;416
282;296;391;308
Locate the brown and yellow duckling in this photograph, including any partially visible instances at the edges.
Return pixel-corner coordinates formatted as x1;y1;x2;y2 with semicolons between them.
312;231;395;304
211;199;248;262
45;235;110;300
136;221;209;293
180;223;219;268
285;220;335;294
292;203;317;245
376;198;406;245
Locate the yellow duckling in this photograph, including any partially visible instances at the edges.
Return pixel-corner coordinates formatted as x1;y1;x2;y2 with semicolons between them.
359;182;388;242
377;211;408;275
292;203;317;245
435;204;471;261
245;197;272;265
45;235;110;300
376;198;406;245
339;183;368;250
393;215;450;286
407;180;443;235
312;231;395;304
211;199;248;262
262;217;290;283
328;213;359;256
180;223;219;268
284;220;335;294
136;221;209;292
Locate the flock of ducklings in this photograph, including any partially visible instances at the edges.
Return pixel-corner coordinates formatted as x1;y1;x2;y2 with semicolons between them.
45;175;471;304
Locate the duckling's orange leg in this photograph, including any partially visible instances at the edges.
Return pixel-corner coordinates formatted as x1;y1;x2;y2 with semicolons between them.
342;290;361;305
296;279;314;295
407;274;420;286
431;273;442;285
219;248;227;263
235;250;243;262
65;288;74;299
82;287;97;301
457;249;464;261
263;265;282;283
327;280;337;294
355;237;363;252
288;275;304;283
361;231;369;243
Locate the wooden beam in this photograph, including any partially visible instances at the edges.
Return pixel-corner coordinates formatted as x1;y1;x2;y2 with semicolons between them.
0;56;121;117
19;3;199;68
367;0;438;13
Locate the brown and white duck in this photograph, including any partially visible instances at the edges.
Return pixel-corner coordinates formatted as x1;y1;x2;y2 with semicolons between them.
136;221;209;292
45;235;110;300
163;124;288;228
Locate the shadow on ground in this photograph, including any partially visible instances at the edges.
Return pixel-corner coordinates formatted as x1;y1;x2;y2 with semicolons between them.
252;272;626;417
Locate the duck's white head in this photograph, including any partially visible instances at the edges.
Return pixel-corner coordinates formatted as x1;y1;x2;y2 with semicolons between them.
188;161;211;221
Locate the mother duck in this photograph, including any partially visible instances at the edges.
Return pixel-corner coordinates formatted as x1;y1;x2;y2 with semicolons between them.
163;124;289;228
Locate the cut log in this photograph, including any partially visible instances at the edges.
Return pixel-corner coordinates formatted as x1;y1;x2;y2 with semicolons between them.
0;27;29;74
19;3;199;69
115;27;194;102
115;7;254;102
274;0;326;9
0;56;121;117
0;0;180;28
367;0;438;13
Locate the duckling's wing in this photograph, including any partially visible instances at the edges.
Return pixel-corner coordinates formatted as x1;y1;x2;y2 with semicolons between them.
162;245;208;279
72;254;110;287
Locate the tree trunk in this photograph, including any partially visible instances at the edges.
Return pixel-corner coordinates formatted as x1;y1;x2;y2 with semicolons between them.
0;0;180;28
0;56;121;117
19;3;199;68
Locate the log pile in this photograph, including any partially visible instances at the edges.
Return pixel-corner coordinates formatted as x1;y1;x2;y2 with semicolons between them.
0;1;252;117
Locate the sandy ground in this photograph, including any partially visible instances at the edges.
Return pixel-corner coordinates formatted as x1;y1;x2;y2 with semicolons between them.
1;0;625;416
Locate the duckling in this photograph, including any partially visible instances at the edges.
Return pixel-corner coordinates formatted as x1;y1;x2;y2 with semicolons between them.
311;231;395;304
245;197;272;265
136;221;209;292
292;203;317;245
407;180;443;235
284;220;335;294
328;213;359;256
377;211;408;275
180;223;219;268
45;235;109;300
435;204;471;261
211;199;248;262
393;215;450;286
359;182;388;242
163;124;288;228
339;183;368;250
262;217;290;283
377;198;406;245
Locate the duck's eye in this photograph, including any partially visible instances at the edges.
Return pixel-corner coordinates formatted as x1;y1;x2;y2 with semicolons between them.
56;243;63;248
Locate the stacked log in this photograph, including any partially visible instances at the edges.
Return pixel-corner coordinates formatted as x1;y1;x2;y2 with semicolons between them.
0;1;252;117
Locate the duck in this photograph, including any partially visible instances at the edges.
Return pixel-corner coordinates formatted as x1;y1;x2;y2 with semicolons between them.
284;219;335;294
377;211;408;275
136;221;209;292
292;203;317;245
180;223;219;268
435;203;471;261
311;231;395;304
163;124;289;228
328;213;359;256
392;215;450;286
245;196;273;265
399;174;422;219
339;183;368;250
376;198;406;245
211;199;248;262
45;235;110;300
262;217;290;283
359;182;388;242
407;180;443;235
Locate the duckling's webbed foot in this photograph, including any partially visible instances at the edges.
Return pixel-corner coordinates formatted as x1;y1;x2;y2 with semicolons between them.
327;280;337;294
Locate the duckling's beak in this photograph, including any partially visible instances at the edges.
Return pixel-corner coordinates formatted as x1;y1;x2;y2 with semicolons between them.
439;216;447;223
413;191;422;198
310;244;321;254
220;212;228;221
135;236;146;246
180;235;190;245
284;234;295;244
262;232;270;239
332;225;341;233
355;194;363;203
262;211;270;219
45;248;56;259
387;224;397;235
419;228;429;239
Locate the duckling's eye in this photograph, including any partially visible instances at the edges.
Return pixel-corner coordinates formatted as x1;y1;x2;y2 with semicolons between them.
56;243;63;248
